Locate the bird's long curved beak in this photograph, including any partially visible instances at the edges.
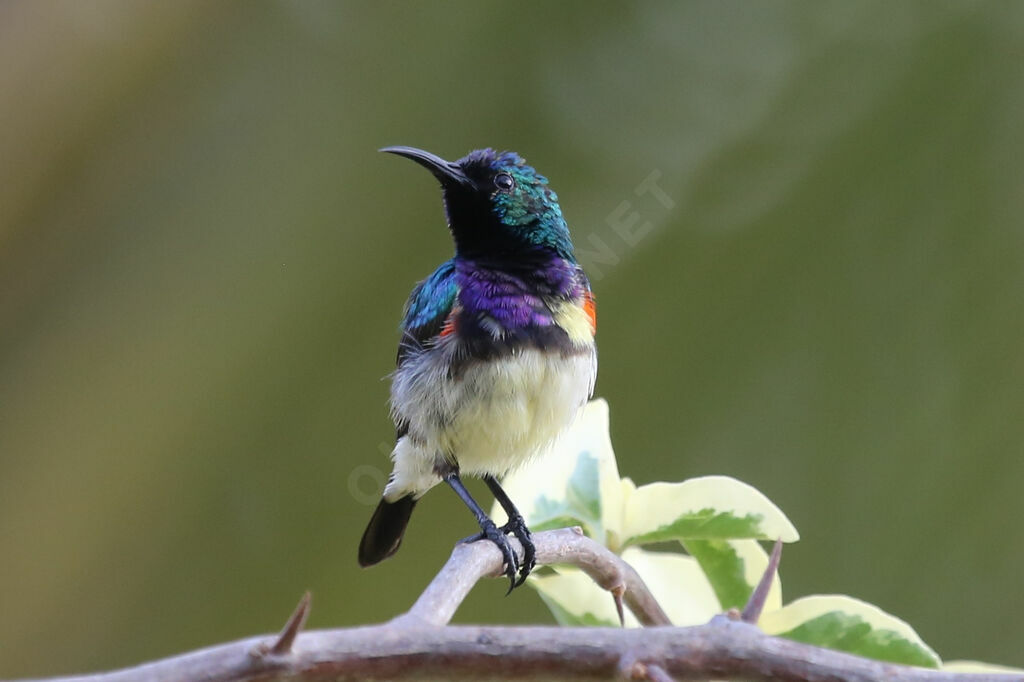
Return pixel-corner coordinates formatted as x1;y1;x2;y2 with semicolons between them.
380;146;472;188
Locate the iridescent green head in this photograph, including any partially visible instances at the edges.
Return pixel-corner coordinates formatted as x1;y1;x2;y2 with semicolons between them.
381;146;575;262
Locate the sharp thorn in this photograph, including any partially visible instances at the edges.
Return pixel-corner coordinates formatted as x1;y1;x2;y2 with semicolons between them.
741;538;783;624
270;591;312;655
611;584;626;627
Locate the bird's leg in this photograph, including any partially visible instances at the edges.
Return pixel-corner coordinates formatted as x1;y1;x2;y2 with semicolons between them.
440;468;521;593
483;475;536;587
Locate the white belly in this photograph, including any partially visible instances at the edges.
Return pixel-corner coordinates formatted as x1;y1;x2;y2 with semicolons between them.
385;346;596;499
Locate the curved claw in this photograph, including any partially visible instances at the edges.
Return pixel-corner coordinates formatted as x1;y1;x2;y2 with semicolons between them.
478;519;520;593
460;518;534;591
501;515;536;588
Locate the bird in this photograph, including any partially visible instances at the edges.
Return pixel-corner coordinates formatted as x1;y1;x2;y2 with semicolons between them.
357;146;597;591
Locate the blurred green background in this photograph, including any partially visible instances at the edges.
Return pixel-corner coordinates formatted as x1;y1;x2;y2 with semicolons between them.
2;1;1023;677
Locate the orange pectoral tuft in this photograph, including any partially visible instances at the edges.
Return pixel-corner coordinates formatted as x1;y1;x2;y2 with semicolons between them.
439;313;457;337
583;291;597;333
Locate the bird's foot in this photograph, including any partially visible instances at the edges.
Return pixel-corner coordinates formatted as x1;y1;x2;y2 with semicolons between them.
483;519;521;593
458;519;521;593
500;514;535;588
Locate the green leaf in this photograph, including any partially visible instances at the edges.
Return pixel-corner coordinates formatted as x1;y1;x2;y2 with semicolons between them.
780;613;938;668
629;507;764;543
525;511;590;533
684;538;780;611
682;539;781;616
760;595;940;668
565;451;602;530
530;570;622;627
529;487;593;533
533;550;722;628
524;451;603;535
683;539;751;608
620;547;721;626
622;476;799;546
539;595;620;627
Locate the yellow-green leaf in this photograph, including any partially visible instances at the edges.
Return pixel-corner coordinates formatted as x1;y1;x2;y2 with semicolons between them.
683;538;782;615
531;549;721;628
530;569;622;627
619;547;721;626
760;595;940;668
622;476;799;546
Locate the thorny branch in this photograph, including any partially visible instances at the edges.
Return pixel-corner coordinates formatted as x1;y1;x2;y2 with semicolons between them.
8;528;1021;682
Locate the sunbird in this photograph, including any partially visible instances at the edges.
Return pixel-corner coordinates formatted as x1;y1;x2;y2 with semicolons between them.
358;146;597;590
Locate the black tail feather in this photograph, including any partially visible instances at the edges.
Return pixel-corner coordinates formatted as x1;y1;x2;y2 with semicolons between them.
358;495;417;567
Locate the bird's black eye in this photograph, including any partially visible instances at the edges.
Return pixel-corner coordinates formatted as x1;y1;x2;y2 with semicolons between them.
494;173;515;192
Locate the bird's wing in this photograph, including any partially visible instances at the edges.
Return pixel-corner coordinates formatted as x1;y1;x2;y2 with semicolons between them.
397;259;459;368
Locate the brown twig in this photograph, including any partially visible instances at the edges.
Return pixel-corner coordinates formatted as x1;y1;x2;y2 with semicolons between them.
7;530;1021;682
15;620;1019;682
395;527;669;627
